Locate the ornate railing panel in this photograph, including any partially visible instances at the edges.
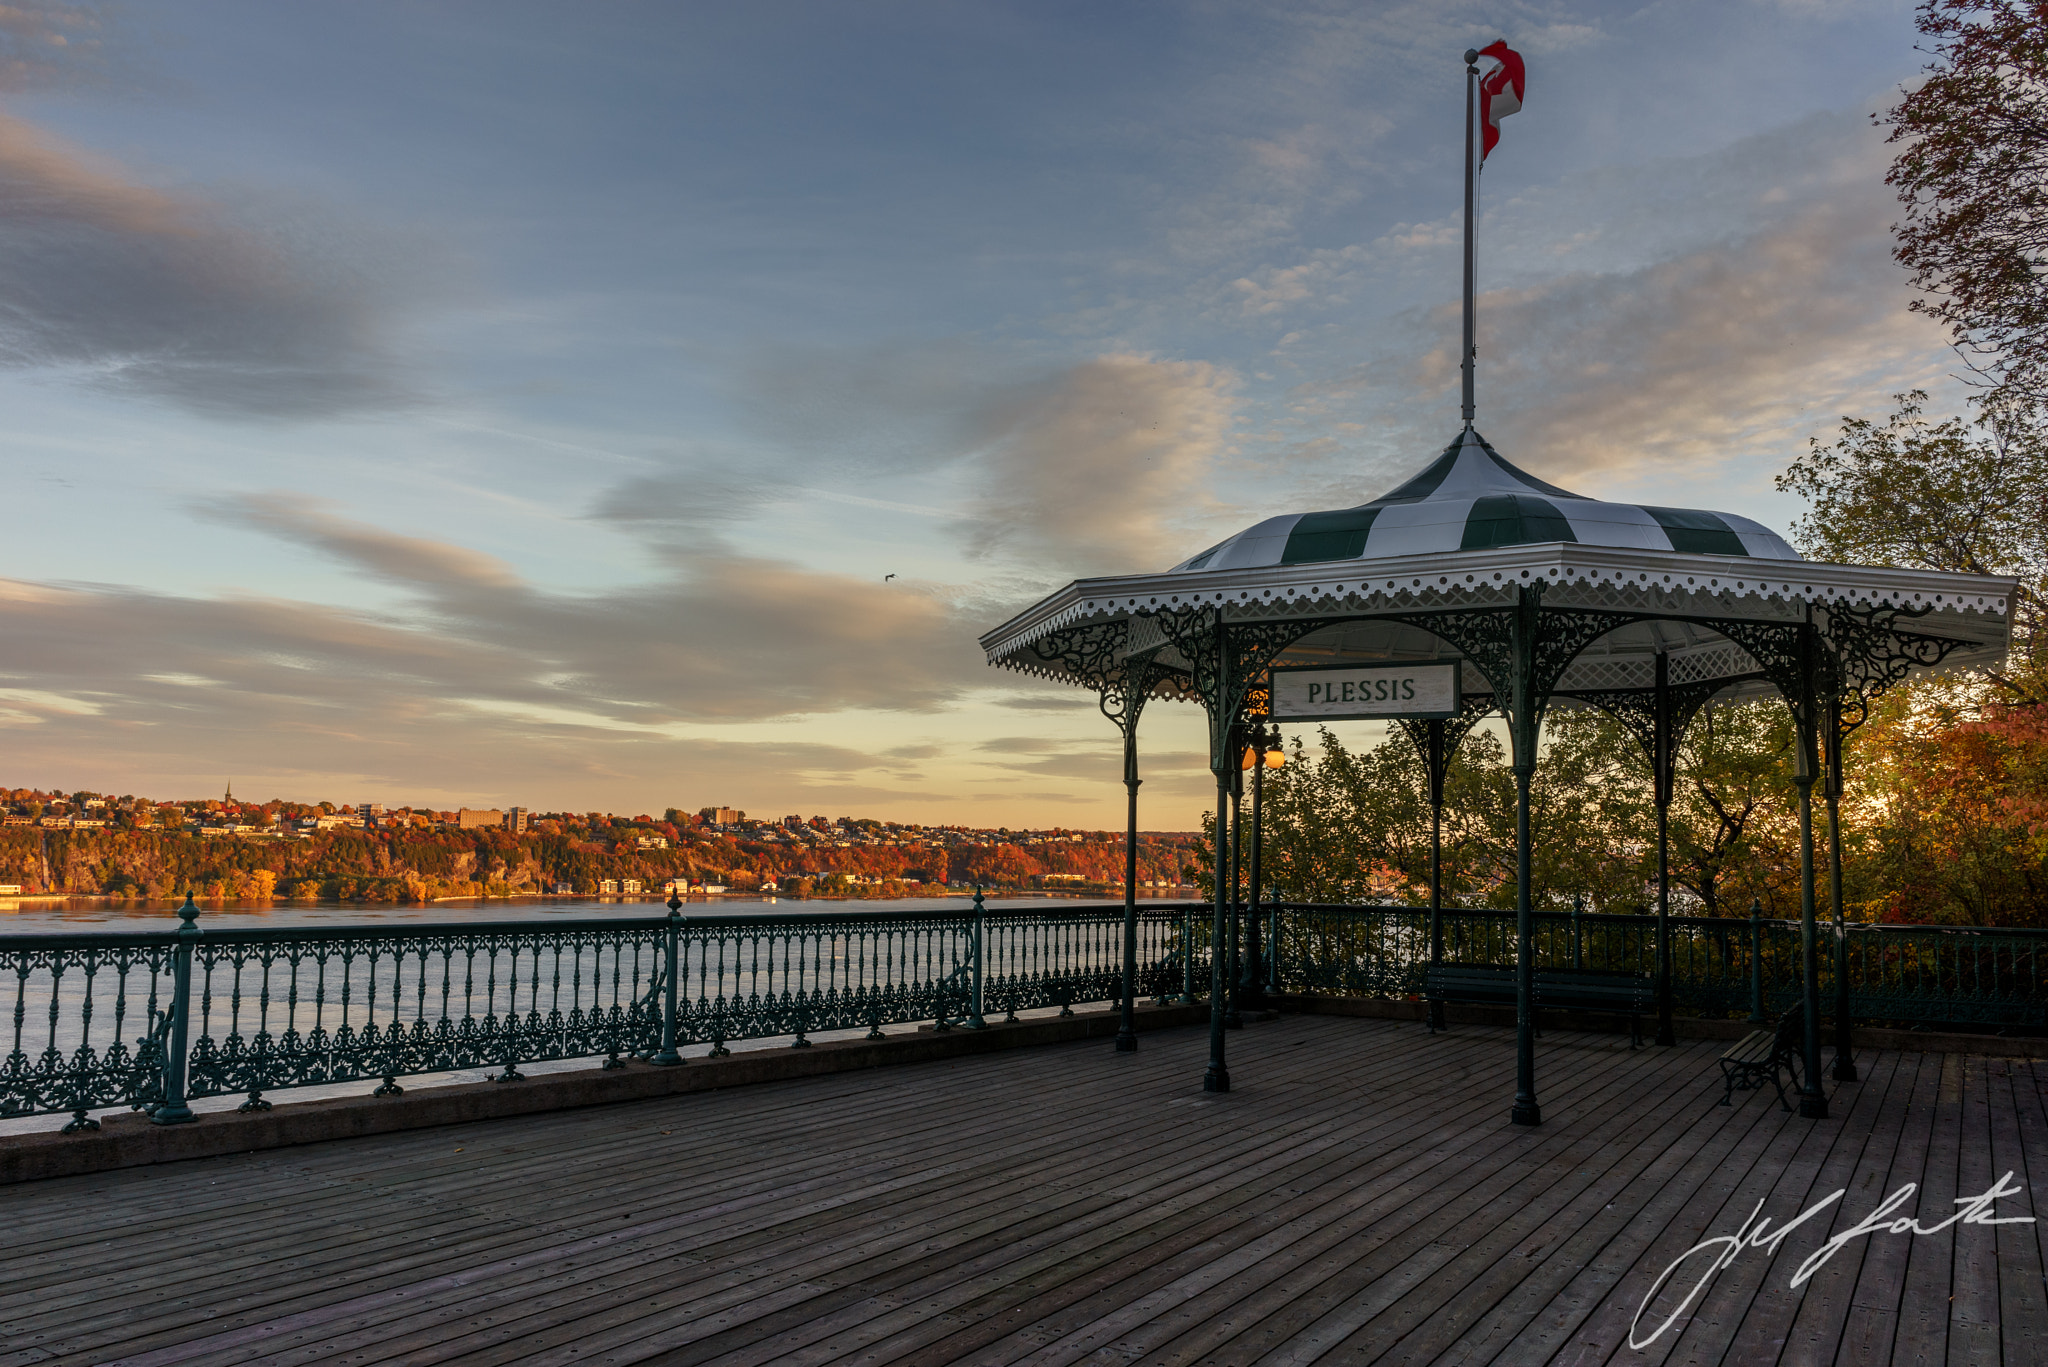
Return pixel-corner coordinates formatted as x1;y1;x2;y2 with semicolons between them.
6;898;2041;1130
1;939;174;1131
1269;903;2048;1028
1;901;1210;1126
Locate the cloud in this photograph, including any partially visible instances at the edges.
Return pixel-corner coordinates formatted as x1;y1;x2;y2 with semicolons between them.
195;494;524;593
1262;109;1954;505
961;353;1237;573
0;500;1008;807
0;4;114;93
1424;186;1950;485
591;346;1240;579
0;111;442;418
972;733;1212;793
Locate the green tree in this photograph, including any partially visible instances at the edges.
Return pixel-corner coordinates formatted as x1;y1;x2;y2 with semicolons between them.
1777;390;2047;694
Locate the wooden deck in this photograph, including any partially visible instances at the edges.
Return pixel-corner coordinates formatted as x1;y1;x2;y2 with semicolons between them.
2;1014;2043;1366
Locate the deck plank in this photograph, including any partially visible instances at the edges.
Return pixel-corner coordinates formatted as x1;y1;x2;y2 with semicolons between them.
1;1012;2035;1367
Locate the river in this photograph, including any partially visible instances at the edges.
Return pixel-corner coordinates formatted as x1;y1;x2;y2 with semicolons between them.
0;891;1146;932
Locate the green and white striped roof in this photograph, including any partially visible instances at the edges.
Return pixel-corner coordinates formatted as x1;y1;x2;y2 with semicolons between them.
1170;426;1799;574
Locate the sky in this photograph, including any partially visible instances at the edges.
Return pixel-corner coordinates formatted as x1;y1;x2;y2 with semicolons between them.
0;0;1965;827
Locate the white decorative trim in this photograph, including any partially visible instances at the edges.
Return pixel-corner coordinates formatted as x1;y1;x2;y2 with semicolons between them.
981;542;2015;694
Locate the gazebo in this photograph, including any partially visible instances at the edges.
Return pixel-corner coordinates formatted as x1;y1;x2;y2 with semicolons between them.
979;423;2014;1124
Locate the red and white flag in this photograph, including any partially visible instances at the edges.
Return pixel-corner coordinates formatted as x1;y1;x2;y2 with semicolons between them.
1477;40;1525;161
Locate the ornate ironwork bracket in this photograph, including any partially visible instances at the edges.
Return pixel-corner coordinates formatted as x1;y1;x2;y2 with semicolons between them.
1029;619;1191;779
1394;691;1498;808
1559;673;1735;805
1394;588;1646;770
1142;606;1332;769
1820;602;1970;740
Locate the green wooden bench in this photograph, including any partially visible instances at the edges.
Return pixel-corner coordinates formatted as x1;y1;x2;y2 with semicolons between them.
1422;964;1653;1047
1718;1002;1805;1110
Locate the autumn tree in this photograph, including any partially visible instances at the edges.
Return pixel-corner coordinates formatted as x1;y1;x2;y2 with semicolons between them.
1777;391;2048;691
1882;0;2048;411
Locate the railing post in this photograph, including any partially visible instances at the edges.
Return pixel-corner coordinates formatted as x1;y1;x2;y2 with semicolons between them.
1571;894;1584;971
1748;897;1766;1023
1180;902;1195;1003
651;894;683;1065
967;887;988;1029
151;894;201;1126
1267;891;1281;995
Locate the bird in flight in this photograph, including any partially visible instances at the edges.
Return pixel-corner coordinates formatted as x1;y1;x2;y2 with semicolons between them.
884;574;896;581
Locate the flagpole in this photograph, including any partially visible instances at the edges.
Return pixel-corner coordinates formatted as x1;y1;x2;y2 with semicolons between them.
1461;47;1480;425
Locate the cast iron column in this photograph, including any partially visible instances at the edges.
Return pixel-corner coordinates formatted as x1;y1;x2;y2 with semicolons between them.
1826;694;1856;1081
1117;718;1142;1053
1203;619;1233;1093
1427;719;1448;1032
1510;588;1541;1126
1242;725;1268;1008
1794;626;1828;1119
1225;757;1245;1030
1653;653;1676;1046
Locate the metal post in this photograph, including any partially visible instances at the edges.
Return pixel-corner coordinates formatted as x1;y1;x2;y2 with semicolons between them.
1461;49;1480;423
968;886;988;1029
1826;696;1856;1081
1654;651;1676;1046
151;894;201;1125
1428;719;1446;1032
651;894;684;1065
1571;894;1584;971
1181;901;1195;1004
1267;888;1282;995
1794;627;1828;1119
1243;728;1267;1008
1748;896;1766;1023
1205;763;1232;1093
1225;758;1245;1030
1117;720;1141;1052
1510;588;1541;1126
1204;614;1232;1094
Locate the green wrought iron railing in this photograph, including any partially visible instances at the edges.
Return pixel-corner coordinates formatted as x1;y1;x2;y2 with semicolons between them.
1270;902;2048;1029
1;897;1205;1130
6;897;2043;1132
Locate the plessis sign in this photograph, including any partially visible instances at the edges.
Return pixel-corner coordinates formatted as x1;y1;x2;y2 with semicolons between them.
1268;663;1462;721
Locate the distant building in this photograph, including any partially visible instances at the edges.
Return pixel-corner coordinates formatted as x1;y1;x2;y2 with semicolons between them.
361;803;387;818
503;807;530;834
782;815;804;829
456;808;503;830
621;879;643;894
635;835;668;850
709;807;740;825
598;878;620;895
0;884;20;894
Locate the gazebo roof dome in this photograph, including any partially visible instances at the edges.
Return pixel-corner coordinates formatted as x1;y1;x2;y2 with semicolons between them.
1169;426;1802;574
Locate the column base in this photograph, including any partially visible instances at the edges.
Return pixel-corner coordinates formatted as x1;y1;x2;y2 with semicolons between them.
1799;1094;1830;1119
149;1105;197;1125
1224;1010;1244;1030
1114;1032;1137;1053
1203;1067;1230;1093
1655;1027;1676;1047
1511;1101;1541;1126
1831;1057;1858;1082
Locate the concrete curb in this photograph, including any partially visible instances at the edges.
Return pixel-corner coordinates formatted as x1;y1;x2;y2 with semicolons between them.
0;1002;1211;1186
1269;993;2048;1056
